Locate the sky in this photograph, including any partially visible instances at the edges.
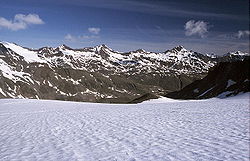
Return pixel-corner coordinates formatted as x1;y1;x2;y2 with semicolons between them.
0;0;249;55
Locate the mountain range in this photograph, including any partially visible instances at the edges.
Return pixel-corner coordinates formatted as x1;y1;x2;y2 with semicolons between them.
0;41;249;103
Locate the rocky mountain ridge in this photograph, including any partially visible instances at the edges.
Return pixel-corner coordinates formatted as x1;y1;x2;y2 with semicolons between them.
0;41;248;103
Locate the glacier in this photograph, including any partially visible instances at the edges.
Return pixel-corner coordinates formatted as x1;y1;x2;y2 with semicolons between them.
0;94;249;161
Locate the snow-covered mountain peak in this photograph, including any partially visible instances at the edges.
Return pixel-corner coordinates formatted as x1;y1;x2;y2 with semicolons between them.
57;44;72;50
172;45;187;52
227;51;249;56
99;44;109;48
175;45;185;50
93;44;112;52
168;45;187;53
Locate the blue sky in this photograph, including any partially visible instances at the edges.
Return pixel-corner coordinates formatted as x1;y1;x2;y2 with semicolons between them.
0;0;249;55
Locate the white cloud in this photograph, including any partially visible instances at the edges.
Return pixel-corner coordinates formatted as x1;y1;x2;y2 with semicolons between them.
0;14;44;31
79;35;99;39
14;14;44;25
64;34;99;42
64;34;76;41
88;27;101;34
184;20;210;38
65;28;101;42
237;30;250;38
0;17;26;31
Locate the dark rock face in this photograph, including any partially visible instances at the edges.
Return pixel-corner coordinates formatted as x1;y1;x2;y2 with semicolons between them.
166;58;250;99
129;93;158;103
0;41;248;103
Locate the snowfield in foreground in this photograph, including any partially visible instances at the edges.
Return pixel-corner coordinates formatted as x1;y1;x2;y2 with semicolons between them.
0;94;249;161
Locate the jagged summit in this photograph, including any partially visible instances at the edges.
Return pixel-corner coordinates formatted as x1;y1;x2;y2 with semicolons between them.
58;44;72;50
99;44;109;48
133;49;146;53
172;45;185;51
165;45;187;54
92;44;110;49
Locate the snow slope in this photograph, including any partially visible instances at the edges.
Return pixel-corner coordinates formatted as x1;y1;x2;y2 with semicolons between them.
0;94;249;161
1;41;45;63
